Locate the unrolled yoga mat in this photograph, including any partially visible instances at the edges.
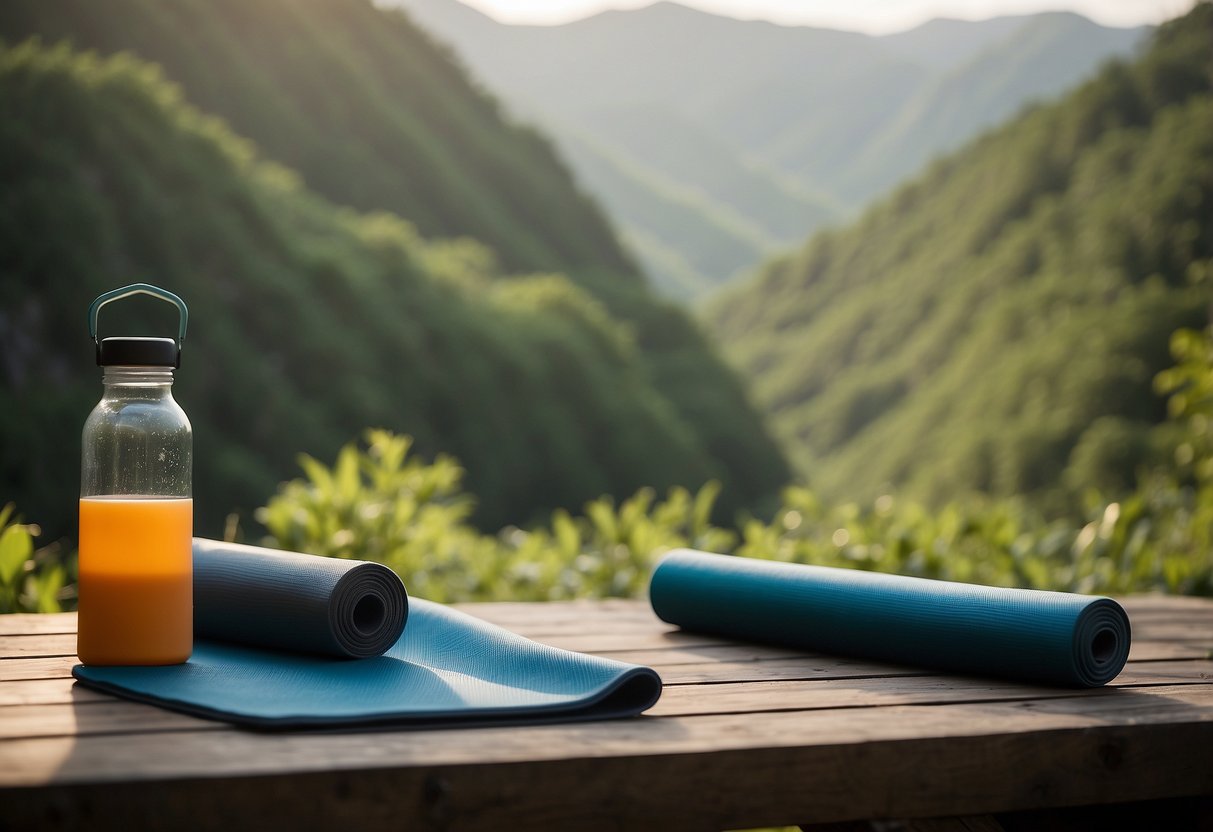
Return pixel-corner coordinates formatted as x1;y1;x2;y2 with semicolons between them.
73;543;662;729
649;549;1131;687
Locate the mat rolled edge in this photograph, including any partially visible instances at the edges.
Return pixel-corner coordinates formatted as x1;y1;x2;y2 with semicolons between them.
1072;596;1131;687
193;539;409;658
329;559;410;657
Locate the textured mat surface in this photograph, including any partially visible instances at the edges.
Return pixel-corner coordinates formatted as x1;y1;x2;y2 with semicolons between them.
649;549;1130;687
192;539;408;658
73;545;662;729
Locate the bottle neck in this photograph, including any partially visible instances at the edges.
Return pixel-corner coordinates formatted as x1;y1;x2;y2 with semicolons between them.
102;366;176;390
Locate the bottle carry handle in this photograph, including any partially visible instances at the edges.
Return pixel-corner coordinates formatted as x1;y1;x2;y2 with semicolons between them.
88;283;189;365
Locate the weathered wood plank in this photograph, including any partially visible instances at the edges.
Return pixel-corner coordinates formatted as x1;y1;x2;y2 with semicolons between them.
0;634;76;658
1129;626;1213;644
2;684;1210;787
0;678;107;707
1126;640;1213;661
0;613;76;636
0;658;1194;711
654;650;1213;684
649;665;1213;717
3;663;1210;739
1;699;220;740
2;686;1211;832
7;739;1211;832
0;656;76;682
1117;605;1213;618
2;596;1212;830
1118;596;1213;612
0;656;1196;714
590;637;1213;667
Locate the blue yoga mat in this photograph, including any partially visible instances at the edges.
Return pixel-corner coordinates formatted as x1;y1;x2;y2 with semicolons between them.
73;542;662;729
649;549;1131;687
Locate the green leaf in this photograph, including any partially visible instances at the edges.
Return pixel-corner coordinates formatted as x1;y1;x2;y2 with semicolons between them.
0;524;33;586
34;565;65;614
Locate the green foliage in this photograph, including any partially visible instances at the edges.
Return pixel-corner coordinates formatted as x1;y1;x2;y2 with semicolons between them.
261;326;1213;603
0;40;788;541
0;505;71;614
16;324;1213;613
708;5;1213;510
0;0;631;278
259;427;1212;604
1157;325;1213;486
258;430;735;602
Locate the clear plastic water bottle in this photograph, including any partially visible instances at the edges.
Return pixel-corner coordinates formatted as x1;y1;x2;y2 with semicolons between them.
77;284;193;665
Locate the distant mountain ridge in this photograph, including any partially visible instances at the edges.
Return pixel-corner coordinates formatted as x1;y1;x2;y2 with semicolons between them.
395;0;1150;298
705;5;1213;507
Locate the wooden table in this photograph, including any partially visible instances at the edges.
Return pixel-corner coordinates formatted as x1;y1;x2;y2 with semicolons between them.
2;596;1213;830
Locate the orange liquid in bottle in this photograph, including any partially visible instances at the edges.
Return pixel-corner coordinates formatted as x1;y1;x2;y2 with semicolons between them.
77;497;193;665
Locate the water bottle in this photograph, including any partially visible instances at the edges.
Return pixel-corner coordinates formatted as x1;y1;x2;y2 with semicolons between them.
77;284;193;665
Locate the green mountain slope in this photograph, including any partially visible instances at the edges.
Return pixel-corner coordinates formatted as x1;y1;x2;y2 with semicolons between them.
396;0;860;297
707;5;1213;506
0;0;793;533
0;42;787;541
836;13;1151;205
394;0;1147;298
0;0;630;278
562;104;840;297
554;128;776;299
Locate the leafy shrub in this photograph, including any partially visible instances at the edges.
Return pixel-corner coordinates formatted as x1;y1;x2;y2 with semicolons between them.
0;504;71;613
257;432;1212;602
256;430;734;602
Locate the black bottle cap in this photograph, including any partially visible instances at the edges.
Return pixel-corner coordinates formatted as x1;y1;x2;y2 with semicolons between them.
97;337;181;367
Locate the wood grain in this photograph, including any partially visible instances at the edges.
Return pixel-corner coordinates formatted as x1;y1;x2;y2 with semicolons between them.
2;596;1212;831
3;663;1210;740
0;684;1209;781
3;687;1212;830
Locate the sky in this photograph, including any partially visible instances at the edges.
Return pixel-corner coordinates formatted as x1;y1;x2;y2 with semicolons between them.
455;0;1194;32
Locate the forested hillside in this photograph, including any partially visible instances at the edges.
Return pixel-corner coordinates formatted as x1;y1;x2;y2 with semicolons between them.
708;5;1213;508
397;0;1147;297
0;0;629;277
0;42;788;542
0;0;791;533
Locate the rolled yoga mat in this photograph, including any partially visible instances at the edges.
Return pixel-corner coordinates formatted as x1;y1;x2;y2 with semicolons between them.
192;539;409;658
649;549;1131;687
73;542;662;729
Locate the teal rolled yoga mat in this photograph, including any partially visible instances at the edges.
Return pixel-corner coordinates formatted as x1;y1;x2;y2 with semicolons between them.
649;550;1130;687
73;542;662;728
